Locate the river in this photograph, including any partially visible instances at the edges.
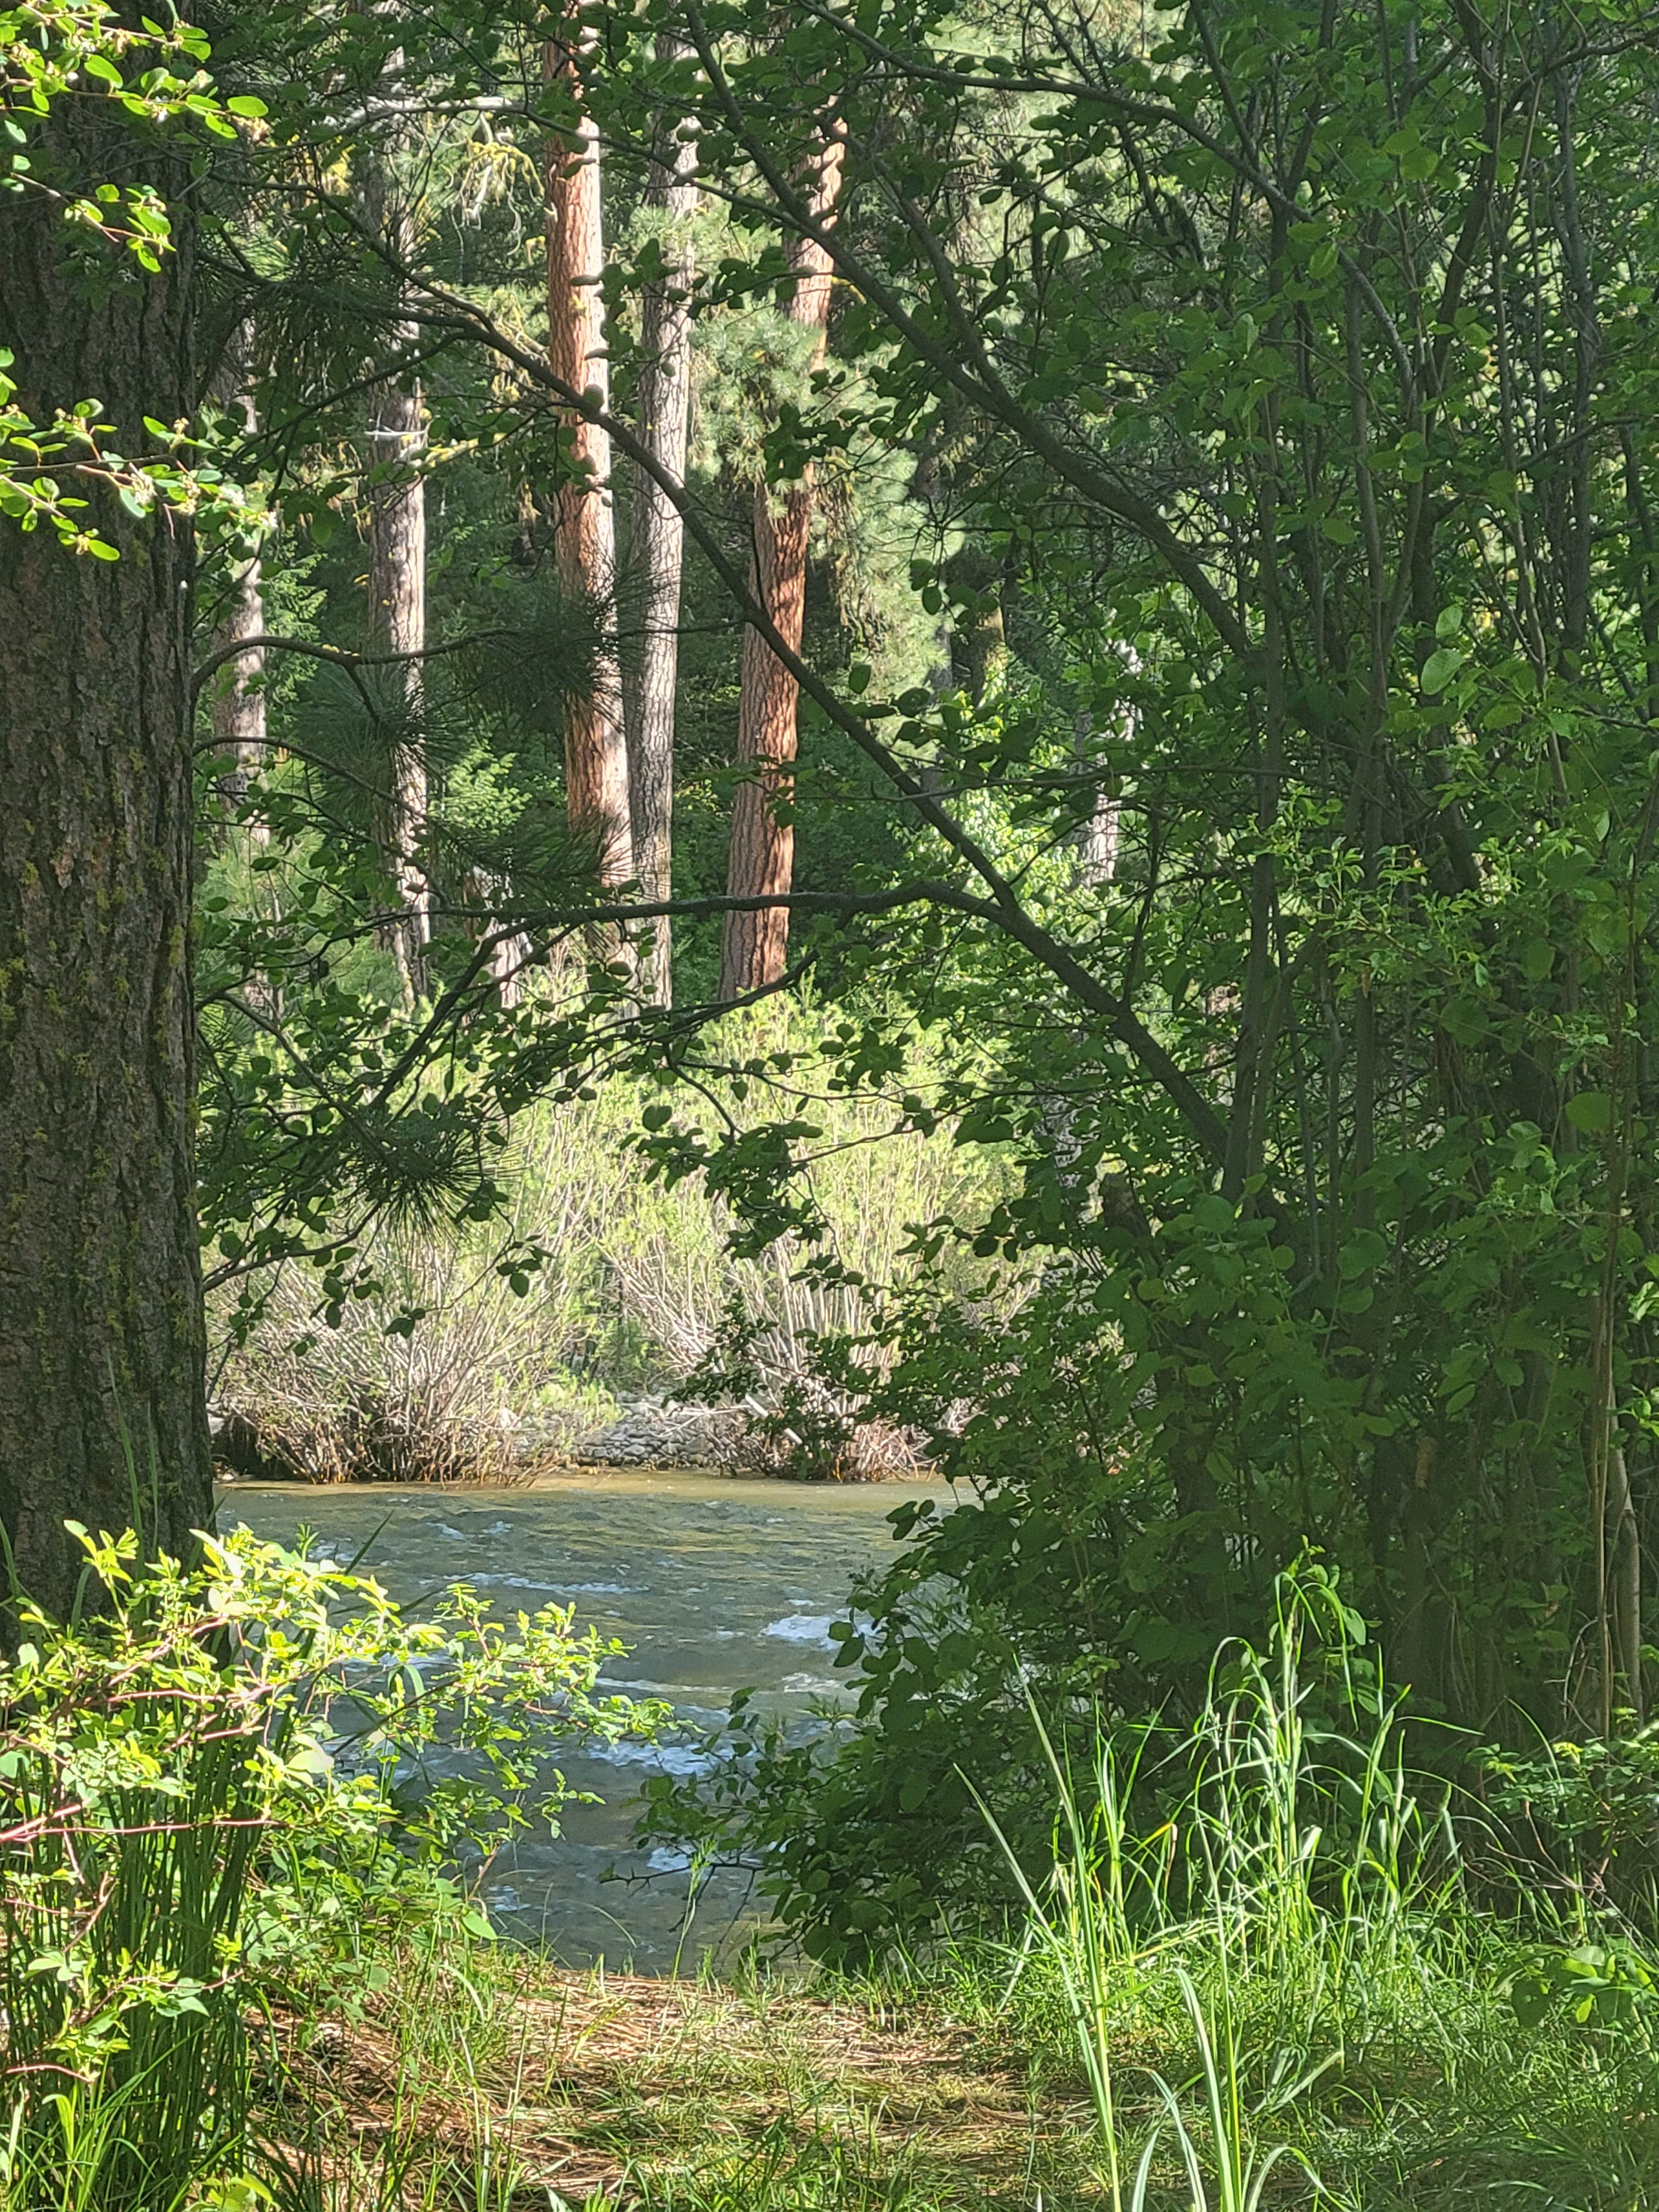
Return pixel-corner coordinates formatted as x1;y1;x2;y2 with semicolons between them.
218;1469;943;1971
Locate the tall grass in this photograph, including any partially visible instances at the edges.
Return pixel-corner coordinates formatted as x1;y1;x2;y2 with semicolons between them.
7;1529;1656;2209
0;1555;274;2210
975;1561;1659;2210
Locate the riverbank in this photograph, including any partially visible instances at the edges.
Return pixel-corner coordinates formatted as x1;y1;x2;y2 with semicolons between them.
12;1519;1657;2211
204;1485;1659;2211
217;1460;932;1492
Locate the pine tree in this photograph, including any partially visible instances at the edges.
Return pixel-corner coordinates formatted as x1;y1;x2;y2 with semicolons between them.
360;98;431;1006
545;9;634;967
719;123;843;1001
0;99;212;1616
207;328;268;831
625;37;698;1007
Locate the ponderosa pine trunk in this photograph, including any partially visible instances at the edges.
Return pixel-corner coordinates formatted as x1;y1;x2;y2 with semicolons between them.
360;122;431;1005
624;40;698;1008
0;132;212;1617
718;127;844;1002
210;539;267;819
628;39;699;1008
545;16;634;968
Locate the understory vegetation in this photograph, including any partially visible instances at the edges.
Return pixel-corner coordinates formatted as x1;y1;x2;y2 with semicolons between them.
211;1005;1014;1483
10;0;1659;2202
4;1541;1657;2211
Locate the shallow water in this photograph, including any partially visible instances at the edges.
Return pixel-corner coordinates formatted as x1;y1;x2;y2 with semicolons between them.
218;1470;943;1971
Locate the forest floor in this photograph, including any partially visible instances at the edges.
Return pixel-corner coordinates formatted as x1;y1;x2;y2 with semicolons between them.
253;1933;1659;2212
256;1959;1106;2211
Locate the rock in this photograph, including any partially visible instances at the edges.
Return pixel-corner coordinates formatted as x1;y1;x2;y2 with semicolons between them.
573;1393;724;1466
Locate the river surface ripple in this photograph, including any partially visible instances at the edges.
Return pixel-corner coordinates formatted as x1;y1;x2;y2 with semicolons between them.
218;1469;944;1971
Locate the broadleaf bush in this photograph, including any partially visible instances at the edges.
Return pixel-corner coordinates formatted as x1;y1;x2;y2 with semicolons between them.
0;1523;664;2206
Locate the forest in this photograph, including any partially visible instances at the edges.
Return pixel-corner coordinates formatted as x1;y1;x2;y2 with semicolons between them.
4;0;1659;2202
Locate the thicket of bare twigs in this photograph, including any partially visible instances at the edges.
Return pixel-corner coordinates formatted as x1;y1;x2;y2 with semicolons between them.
214;1011;1011;1483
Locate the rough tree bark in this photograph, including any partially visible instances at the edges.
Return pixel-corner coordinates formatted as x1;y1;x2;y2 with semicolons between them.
545;14;634;968
947;541;1008;706
624;37;698;1007
0;140;212;1615
360;119;431;1005
719;125;844;1002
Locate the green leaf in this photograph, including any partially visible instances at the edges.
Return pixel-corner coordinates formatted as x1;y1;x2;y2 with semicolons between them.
1566;1091;1614;1135
1420;646;1465;693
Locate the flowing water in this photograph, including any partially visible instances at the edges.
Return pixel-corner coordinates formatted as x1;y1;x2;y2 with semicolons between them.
218;1470;944;1971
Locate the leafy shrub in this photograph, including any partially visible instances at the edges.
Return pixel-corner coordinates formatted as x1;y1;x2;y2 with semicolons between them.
1479;1727;1659;1922
1505;1940;1659;2034
638;1556;1446;1968
0;1523;663;2206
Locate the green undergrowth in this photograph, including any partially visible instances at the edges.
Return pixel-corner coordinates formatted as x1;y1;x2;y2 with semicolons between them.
4;1540;1657;2210
230;1908;1659;2212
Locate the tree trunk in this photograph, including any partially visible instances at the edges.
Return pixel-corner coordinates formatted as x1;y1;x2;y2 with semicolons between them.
719;127;844;1002
1073;711;1122;888
210;541;267;820
0;142;212;1616
1073;655;1137;891
545;15;634;970
1610;1442;1643;1722
625;37;698;1008
208;330;267;833
360;120;430;1006
947;543;1008;706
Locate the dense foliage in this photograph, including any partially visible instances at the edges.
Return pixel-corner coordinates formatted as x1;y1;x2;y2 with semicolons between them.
7;0;1659;1960
0;1523;662;2204
597;0;1659;1951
